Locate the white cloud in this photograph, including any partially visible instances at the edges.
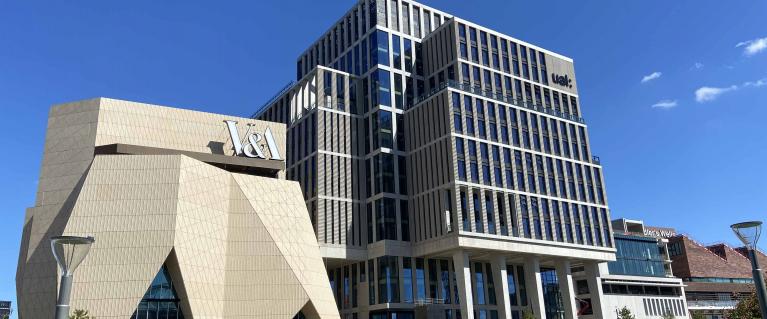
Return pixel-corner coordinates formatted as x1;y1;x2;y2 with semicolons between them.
735;37;767;56
641;71;662;83
695;86;738;103
651;100;678;109
743;78;767;88
692;62;704;70
694;76;767;103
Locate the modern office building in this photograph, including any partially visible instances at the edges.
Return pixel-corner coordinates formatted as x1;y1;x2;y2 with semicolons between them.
255;1;616;318
0;301;11;319
575;219;688;319
16;98;339;319
668;234;767;319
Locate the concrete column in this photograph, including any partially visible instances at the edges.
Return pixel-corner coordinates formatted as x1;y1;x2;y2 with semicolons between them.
584;262;606;319
524;257;547;319
491;255;512;319
453;250;475;319
555;260;578;319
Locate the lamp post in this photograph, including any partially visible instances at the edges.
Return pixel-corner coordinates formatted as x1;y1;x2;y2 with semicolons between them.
50;236;95;319
730;221;767;319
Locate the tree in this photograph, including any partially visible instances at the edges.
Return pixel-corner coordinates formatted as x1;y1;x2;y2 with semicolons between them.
728;290;761;319
69;309;93;319
661;309;675;319
522;309;536;319
690;310;705;319
617;307;636;319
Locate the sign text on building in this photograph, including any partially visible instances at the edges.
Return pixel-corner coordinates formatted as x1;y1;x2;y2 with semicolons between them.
551;73;573;88
224;120;283;161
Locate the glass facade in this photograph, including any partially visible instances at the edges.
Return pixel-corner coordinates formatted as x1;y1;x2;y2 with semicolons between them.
608;234;666;277
131;265;184;319
257;0;615;317
540;268;564;319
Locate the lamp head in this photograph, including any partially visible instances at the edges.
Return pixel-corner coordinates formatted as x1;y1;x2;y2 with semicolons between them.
730;221;762;250
50;235;95;276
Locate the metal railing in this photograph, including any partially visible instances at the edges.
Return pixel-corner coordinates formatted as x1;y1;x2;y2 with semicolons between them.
404;298;445;306
410;80;586;124
686;292;751;309
251;81;296;119
686;300;739;309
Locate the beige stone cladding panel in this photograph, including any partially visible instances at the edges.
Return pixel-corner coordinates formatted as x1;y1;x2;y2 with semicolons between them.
173;156;232;318
61;154;183;318
224;176;310;318
231;174;340;319
17;98;102;319
95;98;286;160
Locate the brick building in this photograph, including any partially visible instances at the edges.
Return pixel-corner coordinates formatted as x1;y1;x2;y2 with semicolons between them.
667;235;767;319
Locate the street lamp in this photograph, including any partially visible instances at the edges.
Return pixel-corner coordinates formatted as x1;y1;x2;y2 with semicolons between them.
50;236;95;319
731;221;767;319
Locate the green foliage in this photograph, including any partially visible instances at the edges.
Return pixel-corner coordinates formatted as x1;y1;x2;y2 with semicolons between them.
69;309;93;319
618;306;636;319
522;309;536;319
690;310;705;319
661;309;675;319
728;290;761;319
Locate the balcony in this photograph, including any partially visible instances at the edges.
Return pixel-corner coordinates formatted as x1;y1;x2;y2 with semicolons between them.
687;300;738;309
686;292;750;310
412;80;586;124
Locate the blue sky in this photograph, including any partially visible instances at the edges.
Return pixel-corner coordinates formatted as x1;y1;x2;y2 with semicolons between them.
1;0;766;314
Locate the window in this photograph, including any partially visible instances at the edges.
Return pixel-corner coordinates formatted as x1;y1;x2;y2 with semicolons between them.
552;201;563;242
541;268;564;319
440;260;451;303
400;199;410;241
403;258;414;302
485;193;496;234
507;266;518;306
531;197;542;239
404;39;413;72
394;73;403;109
474;262;486;304
608;235;668;277
508;194;518;237
520;195;531;238
563;204;573;243
371;30;389;66
668;241;683;257
392;34;401;69
368;260;375;304
377;256;400;303
497;193;508;236
377;110;393;149
456;138;466;181
492;146;502;186
131;265;185;319
375;198;397;240
460;190;469;231
372;69;392;107
473;192;484;233
469;141;479;182
416;258;426;300
481;143;490;185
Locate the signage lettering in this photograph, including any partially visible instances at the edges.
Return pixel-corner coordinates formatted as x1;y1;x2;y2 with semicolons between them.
224;120;283;161
551;73;573;88
643;228;676;239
